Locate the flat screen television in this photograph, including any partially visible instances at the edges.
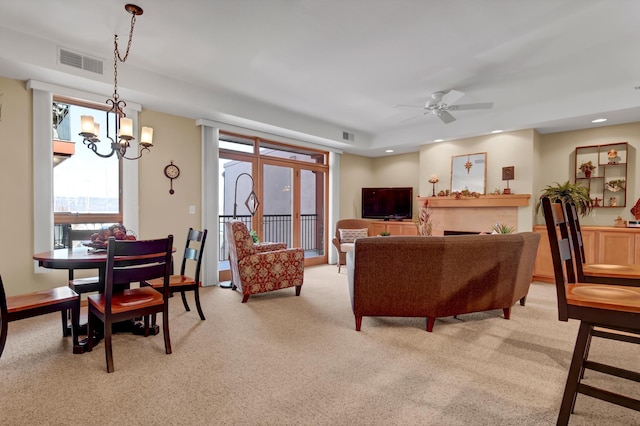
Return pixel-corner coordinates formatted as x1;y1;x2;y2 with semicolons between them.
361;187;413;220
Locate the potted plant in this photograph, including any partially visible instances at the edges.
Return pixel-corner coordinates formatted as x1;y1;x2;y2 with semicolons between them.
490;223;515;234
579;160;596;178
379;231;391;236
535;181;594;217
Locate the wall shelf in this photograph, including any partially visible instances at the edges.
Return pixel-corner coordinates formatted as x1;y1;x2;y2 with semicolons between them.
575;142;627;208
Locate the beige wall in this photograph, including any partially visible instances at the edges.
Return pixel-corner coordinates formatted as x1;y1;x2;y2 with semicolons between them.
0;77;202;296
338;152;420;220
538;122;640;226
138;109;201;246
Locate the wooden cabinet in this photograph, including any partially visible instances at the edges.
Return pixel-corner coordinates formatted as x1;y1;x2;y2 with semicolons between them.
533;225;640;282
575;142;627;208
598;231;635;264
369;221;417;236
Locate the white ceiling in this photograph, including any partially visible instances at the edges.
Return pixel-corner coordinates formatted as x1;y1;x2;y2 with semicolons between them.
1;0;640;156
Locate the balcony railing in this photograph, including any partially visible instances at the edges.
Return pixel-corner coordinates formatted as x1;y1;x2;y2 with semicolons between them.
219;214;323;261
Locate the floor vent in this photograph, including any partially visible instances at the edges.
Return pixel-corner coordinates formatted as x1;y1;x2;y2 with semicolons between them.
58;48;103;75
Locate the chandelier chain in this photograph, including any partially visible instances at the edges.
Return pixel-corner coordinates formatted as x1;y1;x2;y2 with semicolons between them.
112;13;137;102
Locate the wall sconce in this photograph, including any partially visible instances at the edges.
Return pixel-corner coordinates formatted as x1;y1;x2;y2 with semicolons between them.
233;173;260;218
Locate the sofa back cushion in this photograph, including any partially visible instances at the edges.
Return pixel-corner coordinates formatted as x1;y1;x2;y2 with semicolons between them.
339;228;368;243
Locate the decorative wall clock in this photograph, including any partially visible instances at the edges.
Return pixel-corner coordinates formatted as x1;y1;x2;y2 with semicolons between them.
164;161;180;194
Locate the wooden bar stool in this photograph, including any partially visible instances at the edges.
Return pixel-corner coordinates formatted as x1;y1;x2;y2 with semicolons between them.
541;197;640;424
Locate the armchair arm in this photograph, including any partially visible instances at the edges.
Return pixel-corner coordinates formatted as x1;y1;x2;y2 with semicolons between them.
254;242;287;253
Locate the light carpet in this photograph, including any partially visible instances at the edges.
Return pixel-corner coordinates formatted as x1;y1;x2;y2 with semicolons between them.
1;264;639;425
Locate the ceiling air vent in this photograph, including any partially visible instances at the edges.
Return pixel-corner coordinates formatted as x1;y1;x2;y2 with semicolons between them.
342;131;355;141
58;48;104;75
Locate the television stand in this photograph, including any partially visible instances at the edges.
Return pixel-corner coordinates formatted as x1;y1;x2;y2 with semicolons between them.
369;220;417;236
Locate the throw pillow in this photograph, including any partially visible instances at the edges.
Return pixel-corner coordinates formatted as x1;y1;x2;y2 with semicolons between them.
339;228;369;243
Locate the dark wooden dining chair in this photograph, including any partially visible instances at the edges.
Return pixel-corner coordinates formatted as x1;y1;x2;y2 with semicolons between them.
86;235;173;373
0;273;80;359
142;228;208;320
565;201;640;287
61;228;102;336
541;196;640;424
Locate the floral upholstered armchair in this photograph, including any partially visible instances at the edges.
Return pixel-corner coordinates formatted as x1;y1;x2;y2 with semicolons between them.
225;221;304;303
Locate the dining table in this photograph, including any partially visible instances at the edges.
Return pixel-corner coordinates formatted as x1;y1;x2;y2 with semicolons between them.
33;245;170;353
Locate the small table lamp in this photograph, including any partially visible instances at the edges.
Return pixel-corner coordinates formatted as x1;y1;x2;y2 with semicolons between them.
428;174;439;196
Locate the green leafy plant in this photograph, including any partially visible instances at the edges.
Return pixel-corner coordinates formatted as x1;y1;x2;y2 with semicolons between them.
535;181;594;217
249;229;260;243
490;223;515;234
379;231;391;236
578;160;596;173
606;179;626;192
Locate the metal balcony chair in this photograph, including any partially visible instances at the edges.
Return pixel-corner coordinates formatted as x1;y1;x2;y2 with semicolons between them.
541;196;640;424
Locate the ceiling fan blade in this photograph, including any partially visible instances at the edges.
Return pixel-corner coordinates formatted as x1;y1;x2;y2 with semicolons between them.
448;102;494;111
393;104;424;109
435;110;456;124
399;114;423;123
441;89;464;106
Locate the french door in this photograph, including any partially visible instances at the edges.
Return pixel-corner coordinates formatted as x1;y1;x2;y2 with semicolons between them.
260;159;326;265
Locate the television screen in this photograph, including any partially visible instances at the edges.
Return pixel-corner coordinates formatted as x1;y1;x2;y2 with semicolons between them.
361;187;413;220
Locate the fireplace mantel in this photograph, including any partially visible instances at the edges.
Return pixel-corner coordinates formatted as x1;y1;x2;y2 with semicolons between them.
417;194;532;235
417;194;531;208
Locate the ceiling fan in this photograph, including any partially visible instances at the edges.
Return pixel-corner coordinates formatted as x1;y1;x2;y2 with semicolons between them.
396;90;493;124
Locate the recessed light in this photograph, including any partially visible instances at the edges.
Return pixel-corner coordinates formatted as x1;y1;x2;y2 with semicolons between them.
385;149;394;153
434;139;444;142
491;130;503;134
592;118;607;123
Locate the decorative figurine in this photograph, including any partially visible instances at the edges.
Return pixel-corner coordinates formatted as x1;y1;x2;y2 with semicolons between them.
607;148;618;164
609;197;617;207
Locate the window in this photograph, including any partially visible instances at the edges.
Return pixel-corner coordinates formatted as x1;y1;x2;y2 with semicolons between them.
53;98;122;246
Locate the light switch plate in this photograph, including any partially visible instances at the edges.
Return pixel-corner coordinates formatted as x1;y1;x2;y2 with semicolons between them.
189;205;196;215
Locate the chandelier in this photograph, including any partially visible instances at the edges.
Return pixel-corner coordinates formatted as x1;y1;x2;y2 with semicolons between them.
79;4;153;160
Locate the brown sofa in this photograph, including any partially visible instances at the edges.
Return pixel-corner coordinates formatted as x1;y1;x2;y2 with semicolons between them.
347;233;540;332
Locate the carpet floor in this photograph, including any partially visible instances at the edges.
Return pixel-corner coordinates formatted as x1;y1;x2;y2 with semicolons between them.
1;264;639;425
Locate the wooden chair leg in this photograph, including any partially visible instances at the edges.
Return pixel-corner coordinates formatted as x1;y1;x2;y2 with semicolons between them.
162;310;172;355
558;321;592;424
194;287;205;320
70;301;80;353
355;316;362;331
86;311;95;352
242;294;250;303
295;285;302;296
180;291;191;312
519;296;527;306
104;322;114;373
0;315;7;360
61;309;70;337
